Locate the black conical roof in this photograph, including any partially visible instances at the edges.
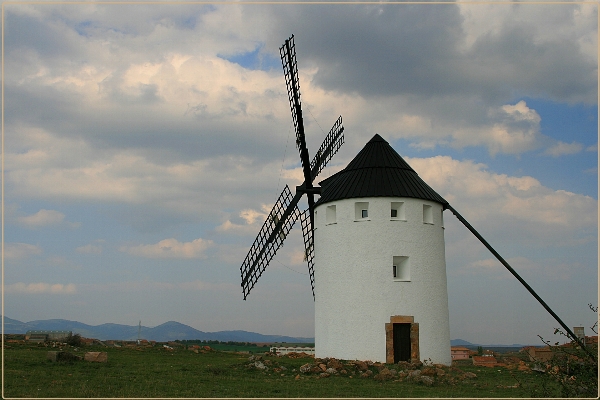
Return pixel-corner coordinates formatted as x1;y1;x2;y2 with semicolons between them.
316;134;448;207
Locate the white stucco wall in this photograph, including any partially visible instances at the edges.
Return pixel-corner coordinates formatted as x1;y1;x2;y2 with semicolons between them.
314;197;451;365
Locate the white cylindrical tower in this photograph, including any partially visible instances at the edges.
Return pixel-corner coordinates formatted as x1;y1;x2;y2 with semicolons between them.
313;134;451;365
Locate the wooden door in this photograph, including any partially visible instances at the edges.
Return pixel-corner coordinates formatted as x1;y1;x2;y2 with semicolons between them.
393;323;411;363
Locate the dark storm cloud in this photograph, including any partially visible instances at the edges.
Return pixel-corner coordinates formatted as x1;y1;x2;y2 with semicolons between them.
258;3;596;104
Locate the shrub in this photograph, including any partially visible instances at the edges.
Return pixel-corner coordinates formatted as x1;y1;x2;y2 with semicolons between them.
66;333;83;347
530;304;598;398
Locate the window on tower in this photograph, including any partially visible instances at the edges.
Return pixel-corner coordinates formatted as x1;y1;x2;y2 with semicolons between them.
355;202;370;221
423;204;433;224
393;256;410;281
326;205;337;225
391;202;406;220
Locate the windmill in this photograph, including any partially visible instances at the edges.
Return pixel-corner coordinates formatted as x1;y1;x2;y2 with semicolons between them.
240;35;344;300
240;35;593;365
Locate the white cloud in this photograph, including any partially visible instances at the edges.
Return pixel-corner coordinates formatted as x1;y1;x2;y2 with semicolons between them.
17;209;79;228
408;155;597;230
544;141;584;156
5;282;76;294
452;101;543;155
75;244;103;255
4;243;43;259
120;238;214;259
585;143;598;152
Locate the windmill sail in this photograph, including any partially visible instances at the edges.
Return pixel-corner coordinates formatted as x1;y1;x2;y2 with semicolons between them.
240;185;302;300
310;116;344;181
299;208;315;298
240;35;344;300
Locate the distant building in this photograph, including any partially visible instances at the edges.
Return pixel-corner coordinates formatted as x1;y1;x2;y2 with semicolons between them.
472;355;498;367
270;346;315;355
523;346;554;362
450;346;470;360
25;330;72;343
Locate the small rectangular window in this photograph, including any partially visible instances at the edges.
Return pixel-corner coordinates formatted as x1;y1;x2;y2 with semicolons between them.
391;202;405;220
423;204;433;224
393;256;410;281
355;202;369;220
326;205;337;225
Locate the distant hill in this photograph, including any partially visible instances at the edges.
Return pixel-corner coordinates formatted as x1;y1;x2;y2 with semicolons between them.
2;317;314;343
451;338;538;350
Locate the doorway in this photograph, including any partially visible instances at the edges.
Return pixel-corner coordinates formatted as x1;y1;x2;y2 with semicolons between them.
393;323;411;363
385;315;419;364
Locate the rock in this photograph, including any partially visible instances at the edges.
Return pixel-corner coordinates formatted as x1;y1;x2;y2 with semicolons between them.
295;374;300;380
327;358;344;371
390;369;398;376
84;352;107;363
318;363;327;371
463;372;477;379
254;361;268;370
420;376;435;386
436;368;445;376
339;369;348;375
421;367;436;376
319;372;330;378
374;368;394;381
325;368;338;375
360;371;372;378
299;363;313;373
397;361;412;370
354;361;369;371
408;369;422;380
47;351;82;362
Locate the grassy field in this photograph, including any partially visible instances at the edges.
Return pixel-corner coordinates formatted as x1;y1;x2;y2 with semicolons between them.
4;342;561;398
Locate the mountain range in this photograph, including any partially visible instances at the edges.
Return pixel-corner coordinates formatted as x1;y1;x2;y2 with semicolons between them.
4;317;535;347
3;317;314;343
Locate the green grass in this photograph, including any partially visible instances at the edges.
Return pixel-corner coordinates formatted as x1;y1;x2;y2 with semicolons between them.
3;343;560;398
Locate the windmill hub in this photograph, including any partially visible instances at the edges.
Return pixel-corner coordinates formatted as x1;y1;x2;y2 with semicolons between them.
296;185;321;195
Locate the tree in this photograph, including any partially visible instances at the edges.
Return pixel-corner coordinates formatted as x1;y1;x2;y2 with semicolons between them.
66;333;83;347
530;304;598;398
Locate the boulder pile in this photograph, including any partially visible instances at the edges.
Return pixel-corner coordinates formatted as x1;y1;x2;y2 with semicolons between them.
244;353;534;387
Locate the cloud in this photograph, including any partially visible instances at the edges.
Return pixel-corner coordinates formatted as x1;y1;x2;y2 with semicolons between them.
451;101;543;155
17;209;80;229
585;143;598;152
544;141;584;156
5;282;76;294
4;243;43;259
82;279;238;294
408;155;598;233
75;244;103;255
120;238;214;259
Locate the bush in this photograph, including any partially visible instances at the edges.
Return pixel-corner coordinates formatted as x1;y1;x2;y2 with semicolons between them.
530;304;598;398
66;333;83;347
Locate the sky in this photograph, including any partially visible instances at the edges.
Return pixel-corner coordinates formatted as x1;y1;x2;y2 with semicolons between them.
2;1;598;346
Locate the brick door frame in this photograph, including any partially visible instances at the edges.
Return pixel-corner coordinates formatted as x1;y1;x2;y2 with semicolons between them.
385;315;419;364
